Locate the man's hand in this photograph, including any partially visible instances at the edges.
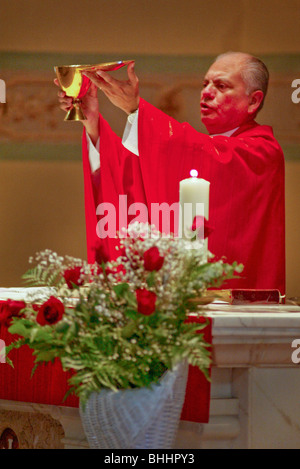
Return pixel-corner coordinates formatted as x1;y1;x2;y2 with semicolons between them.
83;61;140;115
54;78;100;145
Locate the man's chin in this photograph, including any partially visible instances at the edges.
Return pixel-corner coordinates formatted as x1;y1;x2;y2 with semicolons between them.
201;115;221;134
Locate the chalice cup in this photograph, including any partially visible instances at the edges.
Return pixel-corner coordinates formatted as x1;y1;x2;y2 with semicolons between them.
54;60;133;121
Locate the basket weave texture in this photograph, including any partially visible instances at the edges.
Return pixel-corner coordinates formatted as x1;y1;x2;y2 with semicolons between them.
79;361;188;449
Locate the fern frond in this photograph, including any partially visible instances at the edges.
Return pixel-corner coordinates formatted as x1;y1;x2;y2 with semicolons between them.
22;265;64;288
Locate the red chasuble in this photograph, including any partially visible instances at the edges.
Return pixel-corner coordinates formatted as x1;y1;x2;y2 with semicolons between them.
82;98;286;295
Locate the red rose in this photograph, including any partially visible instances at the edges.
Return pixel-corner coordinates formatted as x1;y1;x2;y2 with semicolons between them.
63;266;84;289
0;300;26;327
143;246;164;272
191;216;214;239
93;240;110;265
36;297;64;325
136;288;157;316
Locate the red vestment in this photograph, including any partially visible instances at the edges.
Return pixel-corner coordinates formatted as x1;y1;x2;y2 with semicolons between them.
82;98;286;294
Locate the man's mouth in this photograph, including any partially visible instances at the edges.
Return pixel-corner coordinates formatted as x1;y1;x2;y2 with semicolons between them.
200;102;214;110
200;102;215;114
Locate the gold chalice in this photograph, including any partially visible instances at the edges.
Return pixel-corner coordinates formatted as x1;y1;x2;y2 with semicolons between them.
54;60;133;121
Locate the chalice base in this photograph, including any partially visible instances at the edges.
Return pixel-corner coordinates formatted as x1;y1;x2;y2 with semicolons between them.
64;100;86;121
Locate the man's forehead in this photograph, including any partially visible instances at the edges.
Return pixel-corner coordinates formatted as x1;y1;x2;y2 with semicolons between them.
204;55;245;80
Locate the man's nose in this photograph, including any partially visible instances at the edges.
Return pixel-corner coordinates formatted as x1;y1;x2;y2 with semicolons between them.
201;84;216;100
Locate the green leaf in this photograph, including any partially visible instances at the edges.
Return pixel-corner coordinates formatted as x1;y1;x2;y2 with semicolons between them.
113;282;137;308
55;321;70;334
88;312;100;324
8;321;32;338
5;337;27;356
113;283;130;297
121;319;137;339
33;350;58;362
30;363;39;378
4;356;14;368
29;327;54;344
146;271;156;288
22;265;63;288
64;322;79;342
124;308;138;320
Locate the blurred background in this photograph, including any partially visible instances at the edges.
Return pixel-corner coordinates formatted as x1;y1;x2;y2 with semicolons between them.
0;0;299;297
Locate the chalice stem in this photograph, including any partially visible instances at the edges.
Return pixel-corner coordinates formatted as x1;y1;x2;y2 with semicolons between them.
65;98;86;121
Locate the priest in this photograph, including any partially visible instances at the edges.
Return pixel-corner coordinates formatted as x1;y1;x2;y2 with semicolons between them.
56;51;286;295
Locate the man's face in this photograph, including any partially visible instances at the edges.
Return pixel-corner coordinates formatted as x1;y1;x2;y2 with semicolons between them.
200;56;253;134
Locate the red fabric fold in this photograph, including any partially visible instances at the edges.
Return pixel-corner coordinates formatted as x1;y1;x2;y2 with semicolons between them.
181;316;212;423
0;324;78;407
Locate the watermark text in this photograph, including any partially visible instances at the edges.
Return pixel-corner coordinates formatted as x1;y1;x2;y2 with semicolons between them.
291;79;300;104
0;79;6;103
0;339;6;363
95;196;205;239
291;339;300;364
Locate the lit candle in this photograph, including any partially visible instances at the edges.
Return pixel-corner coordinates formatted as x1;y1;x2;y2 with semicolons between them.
179;169;210;240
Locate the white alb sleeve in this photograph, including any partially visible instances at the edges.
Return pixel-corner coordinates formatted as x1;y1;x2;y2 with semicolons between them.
122;109;139;156
86;130;100;173
86;109;139;172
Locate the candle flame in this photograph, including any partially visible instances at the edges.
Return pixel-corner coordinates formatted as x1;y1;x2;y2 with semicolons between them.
190;169;198;178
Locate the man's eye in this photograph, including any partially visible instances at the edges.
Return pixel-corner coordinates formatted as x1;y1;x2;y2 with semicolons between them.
218;83;227;90
202;82;208;88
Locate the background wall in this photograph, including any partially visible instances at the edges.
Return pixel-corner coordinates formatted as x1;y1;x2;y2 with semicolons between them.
0;0;299;297
1;0;300;55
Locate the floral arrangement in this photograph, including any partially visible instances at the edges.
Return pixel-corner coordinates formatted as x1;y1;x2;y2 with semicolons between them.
4;221;242;405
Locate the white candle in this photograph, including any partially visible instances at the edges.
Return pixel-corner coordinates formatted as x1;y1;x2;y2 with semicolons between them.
179;169;210;240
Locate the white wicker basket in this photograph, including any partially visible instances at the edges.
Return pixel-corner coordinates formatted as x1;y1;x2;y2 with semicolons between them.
79;361;188;449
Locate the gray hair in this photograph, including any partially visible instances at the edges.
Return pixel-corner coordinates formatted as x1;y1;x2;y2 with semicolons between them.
215;52;269;111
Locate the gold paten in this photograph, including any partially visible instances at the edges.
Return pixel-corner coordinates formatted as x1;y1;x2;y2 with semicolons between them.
54;60;133;121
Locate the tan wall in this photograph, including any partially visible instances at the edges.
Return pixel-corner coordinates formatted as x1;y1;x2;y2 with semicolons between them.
1;0;300;55
0;160;86;287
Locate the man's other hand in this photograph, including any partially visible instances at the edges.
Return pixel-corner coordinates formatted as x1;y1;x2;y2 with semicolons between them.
83;61;140;115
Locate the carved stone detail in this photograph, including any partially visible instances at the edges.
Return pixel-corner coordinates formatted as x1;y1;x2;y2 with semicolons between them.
0;428;19;449
0;408;64;449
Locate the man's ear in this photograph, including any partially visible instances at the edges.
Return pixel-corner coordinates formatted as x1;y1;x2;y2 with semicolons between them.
248;90;264;115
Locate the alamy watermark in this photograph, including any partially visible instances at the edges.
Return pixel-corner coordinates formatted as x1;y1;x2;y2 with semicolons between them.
0;79;6;103
291;79;300;104
95;196;205;240
0;339;6;363
291;339;300;364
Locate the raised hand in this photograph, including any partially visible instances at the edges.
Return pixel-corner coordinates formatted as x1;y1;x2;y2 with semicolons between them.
54;78;100;145
83;61;140;115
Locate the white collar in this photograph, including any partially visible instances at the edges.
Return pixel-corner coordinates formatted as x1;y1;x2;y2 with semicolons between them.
210;126;239;137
